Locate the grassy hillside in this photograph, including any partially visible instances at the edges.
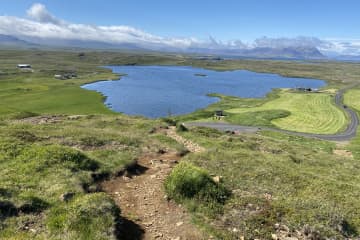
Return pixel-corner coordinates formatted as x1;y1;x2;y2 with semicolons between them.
344;89;360;111
1;49;360;239
0;114;180;239
171;127;360;239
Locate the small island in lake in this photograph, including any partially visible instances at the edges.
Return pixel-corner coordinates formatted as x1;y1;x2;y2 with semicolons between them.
194;73;207;77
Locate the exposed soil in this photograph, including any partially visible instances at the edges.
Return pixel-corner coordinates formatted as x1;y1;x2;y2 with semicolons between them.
17;115;65;124
102;127;206;240
333;149;353;158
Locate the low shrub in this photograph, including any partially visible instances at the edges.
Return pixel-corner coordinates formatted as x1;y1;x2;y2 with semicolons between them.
176;123;188;132
165;162;230;208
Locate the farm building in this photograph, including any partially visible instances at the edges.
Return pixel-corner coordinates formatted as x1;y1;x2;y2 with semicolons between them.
214;110;226;120
17;64;31;69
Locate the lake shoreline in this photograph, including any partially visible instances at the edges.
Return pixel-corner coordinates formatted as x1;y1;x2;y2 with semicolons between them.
82;65;326;118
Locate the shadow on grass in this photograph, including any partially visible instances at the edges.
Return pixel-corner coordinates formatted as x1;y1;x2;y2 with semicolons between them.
0;201;18;220
116;217;145;240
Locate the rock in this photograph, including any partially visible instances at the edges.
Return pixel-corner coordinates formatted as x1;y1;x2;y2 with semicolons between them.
59;192;75;202
176;221;184;227
122;176;130;181
171;237;181;240
264;193;273;200
232;228;239;233
154;232;163;238
280;224;290;232
212;175;222;183
271;234;278;240
144;221;153;227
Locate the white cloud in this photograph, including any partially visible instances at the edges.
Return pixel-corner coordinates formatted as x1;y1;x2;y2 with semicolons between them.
0;3;358;55
26;3;62;25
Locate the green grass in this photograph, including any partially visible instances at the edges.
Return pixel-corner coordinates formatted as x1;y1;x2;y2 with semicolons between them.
172;127;360;239
0;115;181;239
226;91;347;134
2;49;360;239
344;89;360;111
344;89;360;160
165;162;230;214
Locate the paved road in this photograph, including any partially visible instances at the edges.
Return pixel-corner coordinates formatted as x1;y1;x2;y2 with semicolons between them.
185;86;359;141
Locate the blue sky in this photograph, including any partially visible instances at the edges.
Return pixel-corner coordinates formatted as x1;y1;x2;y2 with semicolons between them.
0;1;359;54
1;0;359;41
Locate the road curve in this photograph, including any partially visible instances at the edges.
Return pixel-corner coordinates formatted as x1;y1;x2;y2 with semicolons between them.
185;87;359;141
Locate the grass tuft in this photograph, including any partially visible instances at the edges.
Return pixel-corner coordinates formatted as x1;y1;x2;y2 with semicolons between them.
165;162;230;213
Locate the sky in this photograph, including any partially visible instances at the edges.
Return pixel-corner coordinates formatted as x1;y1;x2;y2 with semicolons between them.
0;0;360;55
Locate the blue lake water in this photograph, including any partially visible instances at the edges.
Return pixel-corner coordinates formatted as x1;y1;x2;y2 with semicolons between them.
82;66;326;118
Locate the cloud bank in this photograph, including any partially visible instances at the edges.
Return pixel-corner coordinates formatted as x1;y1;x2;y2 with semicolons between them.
0;3;359;55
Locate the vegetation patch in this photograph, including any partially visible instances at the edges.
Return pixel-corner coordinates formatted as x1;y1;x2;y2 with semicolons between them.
165;162;230;213
47;193;120;240
226;92;347;134
344;89;360;111
176;128;360;239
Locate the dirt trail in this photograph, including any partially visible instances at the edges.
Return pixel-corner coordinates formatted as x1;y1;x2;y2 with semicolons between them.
166;126;205;153
102;127;206;240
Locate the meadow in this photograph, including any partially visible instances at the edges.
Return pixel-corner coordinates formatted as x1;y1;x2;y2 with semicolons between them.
226;91;348;134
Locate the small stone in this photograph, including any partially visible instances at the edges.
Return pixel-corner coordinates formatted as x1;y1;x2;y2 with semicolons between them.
212;176;222;183
271;234;278;240
59;192;75;202
155;232;163;238
144;221;153;227
176;221;184;227
280;225;290;232
232;228;239;233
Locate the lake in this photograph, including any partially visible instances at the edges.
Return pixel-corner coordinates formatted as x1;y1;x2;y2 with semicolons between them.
82;66;326;118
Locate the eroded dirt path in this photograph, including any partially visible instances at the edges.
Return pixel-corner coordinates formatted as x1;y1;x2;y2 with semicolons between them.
165;126;205;153
102;127;206;240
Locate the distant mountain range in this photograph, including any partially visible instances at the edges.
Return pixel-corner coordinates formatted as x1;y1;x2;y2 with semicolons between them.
0;34;38;48
0;34;358;61
187;46;325;59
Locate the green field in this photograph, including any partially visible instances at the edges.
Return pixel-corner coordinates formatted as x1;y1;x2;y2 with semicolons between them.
345;89;360;111
226;91;348;134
